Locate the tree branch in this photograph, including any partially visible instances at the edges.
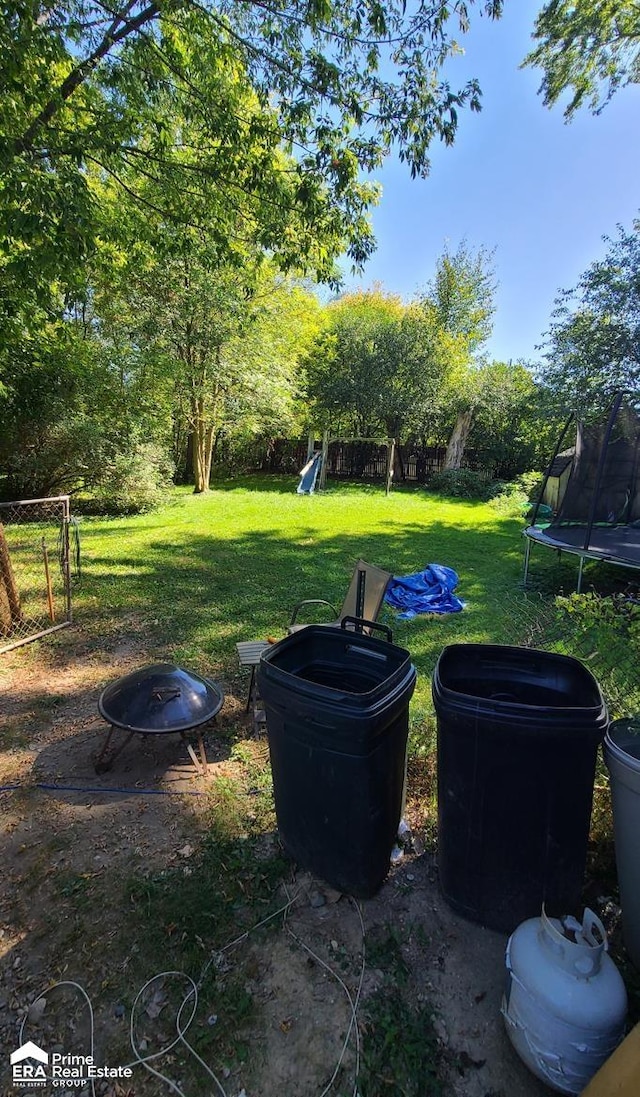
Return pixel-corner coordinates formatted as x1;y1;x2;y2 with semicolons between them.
15;1;161;155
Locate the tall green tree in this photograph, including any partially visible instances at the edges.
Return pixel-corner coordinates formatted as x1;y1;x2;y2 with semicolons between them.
466;360;540;477
415;242;497;466
537;220;640;418
524;1;640;118
304;289;405;438
303;287;451;444
92;228;322;491
91;56;329;492
306;244;497;454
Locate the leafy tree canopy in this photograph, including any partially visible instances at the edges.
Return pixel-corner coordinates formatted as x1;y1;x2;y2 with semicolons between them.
523;0;640;118
304;243;497;447
304;288;405;437
537;220;640;417
415;241;496;418
467;359;541;476
422;240;496;352
1;0;504;288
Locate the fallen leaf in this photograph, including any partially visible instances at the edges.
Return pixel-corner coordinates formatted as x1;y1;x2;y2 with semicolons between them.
144;986;167;1020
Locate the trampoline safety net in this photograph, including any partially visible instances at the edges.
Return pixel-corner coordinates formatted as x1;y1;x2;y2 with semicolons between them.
557;404;640;526
524;395;640;590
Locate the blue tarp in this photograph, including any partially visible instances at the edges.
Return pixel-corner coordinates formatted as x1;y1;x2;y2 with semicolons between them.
384;564;464;619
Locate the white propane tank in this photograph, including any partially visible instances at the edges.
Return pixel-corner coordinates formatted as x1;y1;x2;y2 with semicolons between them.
501;906;627;1095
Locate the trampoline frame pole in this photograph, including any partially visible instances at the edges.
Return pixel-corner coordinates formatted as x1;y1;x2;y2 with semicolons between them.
523;535;532;587
524;412;574;588
531;412;575;527
577;555;585;594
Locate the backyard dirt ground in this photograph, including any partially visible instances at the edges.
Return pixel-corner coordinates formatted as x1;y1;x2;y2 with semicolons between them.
1;624;553;1097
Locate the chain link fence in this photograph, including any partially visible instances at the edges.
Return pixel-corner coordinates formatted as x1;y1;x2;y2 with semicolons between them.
0;495;75;653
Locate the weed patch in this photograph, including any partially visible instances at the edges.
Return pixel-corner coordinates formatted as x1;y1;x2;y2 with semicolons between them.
357;920;444;1096
366;925;410;986
359;986;443;1097
127;830;288;970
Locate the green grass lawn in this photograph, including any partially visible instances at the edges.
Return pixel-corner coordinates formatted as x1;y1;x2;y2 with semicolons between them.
73;474;640;719
75;476;531;722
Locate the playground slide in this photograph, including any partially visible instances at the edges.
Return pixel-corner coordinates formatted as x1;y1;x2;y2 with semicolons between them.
296;452;322;494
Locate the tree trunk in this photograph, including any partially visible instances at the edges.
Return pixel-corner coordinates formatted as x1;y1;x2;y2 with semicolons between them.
191;385;218;493
192;395;210;493
444;409;474;470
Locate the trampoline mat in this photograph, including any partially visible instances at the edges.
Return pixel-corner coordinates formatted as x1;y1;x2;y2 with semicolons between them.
525;524;640;567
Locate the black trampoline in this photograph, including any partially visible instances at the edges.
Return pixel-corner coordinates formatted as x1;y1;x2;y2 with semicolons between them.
523;393;640;592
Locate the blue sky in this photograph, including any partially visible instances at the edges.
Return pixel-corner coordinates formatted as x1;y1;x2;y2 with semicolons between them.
343;1;640;365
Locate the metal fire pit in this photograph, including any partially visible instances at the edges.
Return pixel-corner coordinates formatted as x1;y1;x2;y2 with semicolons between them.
96;663;224;775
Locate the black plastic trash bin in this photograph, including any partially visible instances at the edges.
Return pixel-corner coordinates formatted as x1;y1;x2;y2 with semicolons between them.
432;644;608;933
257;622;417;898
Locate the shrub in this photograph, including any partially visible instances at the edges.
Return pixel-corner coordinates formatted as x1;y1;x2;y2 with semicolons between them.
487;470;545;517
87;441;175;514
0;418;106;501
488;479;528;516
552;592;640;717
427;467;493;501
488;484;529;516
516;470;544;502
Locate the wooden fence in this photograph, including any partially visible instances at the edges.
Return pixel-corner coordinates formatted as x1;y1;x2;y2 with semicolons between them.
258;439;486;482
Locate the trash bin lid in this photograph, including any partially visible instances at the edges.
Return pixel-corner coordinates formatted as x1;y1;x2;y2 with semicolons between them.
606;718;640;764
433;643;605;713
259;624;413;705
99;663;224;733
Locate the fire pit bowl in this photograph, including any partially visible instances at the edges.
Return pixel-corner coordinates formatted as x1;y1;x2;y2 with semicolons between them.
96;663;224;774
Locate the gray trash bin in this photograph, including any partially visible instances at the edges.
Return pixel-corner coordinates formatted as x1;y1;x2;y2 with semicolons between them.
604;719;640;968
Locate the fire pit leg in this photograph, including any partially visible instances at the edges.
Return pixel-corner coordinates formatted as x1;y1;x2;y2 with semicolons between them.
180;731;206;775
95;726;135;774
196;730;209;775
